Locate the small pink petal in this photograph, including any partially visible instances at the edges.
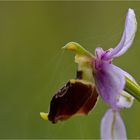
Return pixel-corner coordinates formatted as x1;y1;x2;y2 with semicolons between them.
105;8;137;59
115;66;136;83
114;67;135;108
117;91;134;108
101;109;127;140
95;63;125;109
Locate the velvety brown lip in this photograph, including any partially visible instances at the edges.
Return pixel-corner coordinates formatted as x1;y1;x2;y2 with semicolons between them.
48;79;98;123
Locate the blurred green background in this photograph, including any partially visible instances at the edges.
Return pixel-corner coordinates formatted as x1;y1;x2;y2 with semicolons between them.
0;1;140;139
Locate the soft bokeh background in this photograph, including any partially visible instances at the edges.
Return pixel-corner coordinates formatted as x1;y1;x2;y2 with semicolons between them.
0;1;140;139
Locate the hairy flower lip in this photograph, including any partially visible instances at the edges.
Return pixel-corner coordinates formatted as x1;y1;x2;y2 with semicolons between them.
48;79;98;123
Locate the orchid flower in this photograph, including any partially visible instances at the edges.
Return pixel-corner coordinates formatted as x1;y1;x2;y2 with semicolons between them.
40;8;140;139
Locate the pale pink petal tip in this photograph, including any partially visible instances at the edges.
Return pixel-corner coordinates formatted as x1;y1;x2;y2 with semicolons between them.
101;109;127;140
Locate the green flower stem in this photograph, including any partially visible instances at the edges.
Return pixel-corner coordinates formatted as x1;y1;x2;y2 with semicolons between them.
125;77;140;102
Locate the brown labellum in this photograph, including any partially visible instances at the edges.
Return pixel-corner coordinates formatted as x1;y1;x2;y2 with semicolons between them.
48;79;98;123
